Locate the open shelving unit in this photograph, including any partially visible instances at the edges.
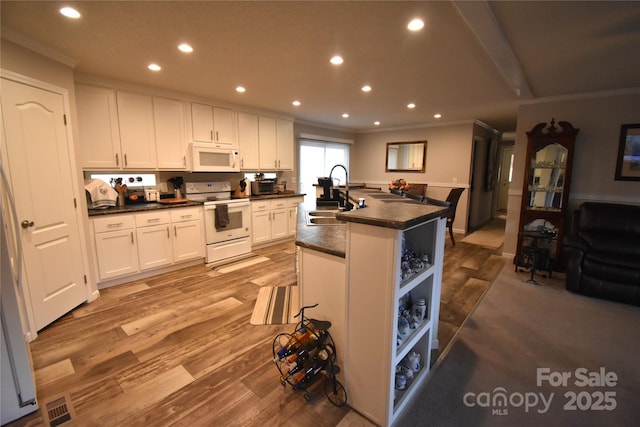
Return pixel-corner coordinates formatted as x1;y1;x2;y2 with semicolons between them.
344;215;446;426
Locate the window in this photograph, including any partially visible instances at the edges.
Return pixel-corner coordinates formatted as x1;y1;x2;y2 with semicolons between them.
298;138;350;205
88;173;156;188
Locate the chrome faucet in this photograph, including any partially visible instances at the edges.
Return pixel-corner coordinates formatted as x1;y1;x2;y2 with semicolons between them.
329;164;349;210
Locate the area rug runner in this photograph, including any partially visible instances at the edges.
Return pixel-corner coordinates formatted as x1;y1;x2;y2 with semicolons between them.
250;286;299;325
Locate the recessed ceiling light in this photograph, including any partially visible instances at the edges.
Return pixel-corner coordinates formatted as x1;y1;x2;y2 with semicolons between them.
148;63;162;71
292;100;301;106
178;43;193;53
342;113;349;118
408;18;424;31
434;113;442;119
60;7;81;19
374;121;381;126
407;103;416;109
361;85;372;92
330;56;344;65
235;86;246;93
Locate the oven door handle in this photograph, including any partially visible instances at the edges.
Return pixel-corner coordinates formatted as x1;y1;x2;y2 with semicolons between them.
204;202;250;211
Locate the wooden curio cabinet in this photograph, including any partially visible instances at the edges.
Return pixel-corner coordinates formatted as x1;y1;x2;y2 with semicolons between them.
516;119;579;272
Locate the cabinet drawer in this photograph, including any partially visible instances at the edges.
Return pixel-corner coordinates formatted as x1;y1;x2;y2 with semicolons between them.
93;215;135;233
286;196;304;207
135;210;170;227
170;207;202;223
270;199;288;210
251;200;272;212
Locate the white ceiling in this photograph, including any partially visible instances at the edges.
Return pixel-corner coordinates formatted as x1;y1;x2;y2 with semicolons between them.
2;1;639;134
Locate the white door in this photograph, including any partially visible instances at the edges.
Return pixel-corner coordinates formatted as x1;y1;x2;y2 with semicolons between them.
1;78;87;330
498;145;514;212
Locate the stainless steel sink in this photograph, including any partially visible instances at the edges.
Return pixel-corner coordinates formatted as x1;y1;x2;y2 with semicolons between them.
308;210;338;217
308;217;346;225
306;209;346;225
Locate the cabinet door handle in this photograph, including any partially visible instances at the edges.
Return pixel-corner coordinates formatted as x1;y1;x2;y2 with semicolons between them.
275;160;277;168
174;225;177;237
107;222;124;228
183;155;186;167
130;231;134;244
115;153;119;166
166;226;170;238
210;130;213;141
124;153;128;166
216;131;219;141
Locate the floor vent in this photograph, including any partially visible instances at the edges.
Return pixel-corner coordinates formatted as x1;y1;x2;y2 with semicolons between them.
42;394;75;426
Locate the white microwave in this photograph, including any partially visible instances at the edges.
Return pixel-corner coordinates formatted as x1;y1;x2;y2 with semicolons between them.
189;143;240;172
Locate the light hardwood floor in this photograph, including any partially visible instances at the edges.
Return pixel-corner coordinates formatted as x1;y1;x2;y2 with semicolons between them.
7;226;505;427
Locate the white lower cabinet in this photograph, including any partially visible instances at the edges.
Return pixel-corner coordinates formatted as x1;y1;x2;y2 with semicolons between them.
135;211;172;271
251;197;302;246
170;208;204;262
93;215;139;280
92;207;204;283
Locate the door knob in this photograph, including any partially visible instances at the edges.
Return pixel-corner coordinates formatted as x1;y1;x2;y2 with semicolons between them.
21;220;35;229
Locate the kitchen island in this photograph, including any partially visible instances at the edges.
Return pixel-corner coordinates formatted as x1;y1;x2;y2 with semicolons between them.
295;188;448;426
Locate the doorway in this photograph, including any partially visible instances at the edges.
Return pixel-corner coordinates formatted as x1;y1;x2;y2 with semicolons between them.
497;144;514;213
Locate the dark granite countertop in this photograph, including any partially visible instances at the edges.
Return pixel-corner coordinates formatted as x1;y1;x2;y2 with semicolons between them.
295;208;347;258
249;192;305;201
87;200;203;217
336;189;449;230
295;188;449;258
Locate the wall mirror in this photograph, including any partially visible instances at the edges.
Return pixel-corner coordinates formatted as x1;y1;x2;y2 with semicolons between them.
385;141;426;172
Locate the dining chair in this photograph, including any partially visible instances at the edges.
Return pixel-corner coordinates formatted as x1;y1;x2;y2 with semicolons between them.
404;192;425;202
426;187;465;245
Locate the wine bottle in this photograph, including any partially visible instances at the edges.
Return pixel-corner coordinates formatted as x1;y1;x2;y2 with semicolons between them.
280;362;304;383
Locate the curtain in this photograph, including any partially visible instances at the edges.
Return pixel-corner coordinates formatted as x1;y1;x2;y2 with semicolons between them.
298;139;350;204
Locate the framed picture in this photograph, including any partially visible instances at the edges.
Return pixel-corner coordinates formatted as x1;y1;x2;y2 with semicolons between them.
615;123;640;181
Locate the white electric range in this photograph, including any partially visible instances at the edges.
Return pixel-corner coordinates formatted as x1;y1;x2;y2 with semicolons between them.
184;182;251;263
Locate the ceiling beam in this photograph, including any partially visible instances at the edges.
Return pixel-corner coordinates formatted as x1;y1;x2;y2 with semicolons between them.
453;0;533;99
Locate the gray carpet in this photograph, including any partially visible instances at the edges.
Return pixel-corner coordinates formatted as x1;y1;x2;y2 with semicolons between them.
396;266;640;426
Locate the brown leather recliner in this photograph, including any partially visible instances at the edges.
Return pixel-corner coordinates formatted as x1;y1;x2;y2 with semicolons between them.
563;202;640;306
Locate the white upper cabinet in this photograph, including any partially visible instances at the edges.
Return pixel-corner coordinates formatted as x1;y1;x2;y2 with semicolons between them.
76;85;121;169
116;92;158;169
276;119;294;170
154;97;187;169
258;116;277;170
258;116;294;171
191;102;237;146
237;112;260;170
